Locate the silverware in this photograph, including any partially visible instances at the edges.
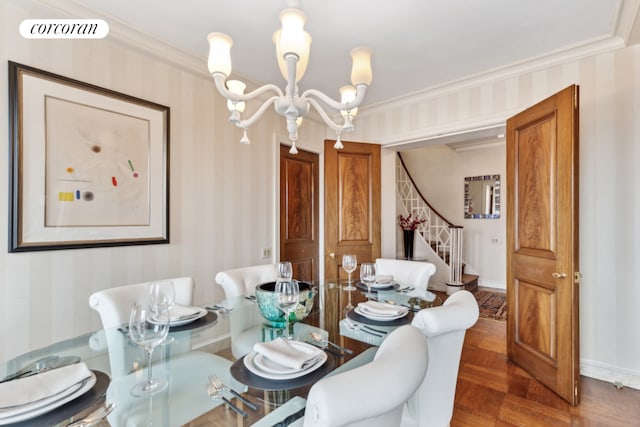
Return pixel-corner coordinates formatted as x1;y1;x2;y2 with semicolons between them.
66;402;115;427
308;332;354;354
206;383;248;418
0;355;81;383
208;375;259;412
362;324;388;335
205;305;230;315
344;319;383;337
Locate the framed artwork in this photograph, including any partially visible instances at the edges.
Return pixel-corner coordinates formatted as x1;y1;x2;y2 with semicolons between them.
8;61;170;252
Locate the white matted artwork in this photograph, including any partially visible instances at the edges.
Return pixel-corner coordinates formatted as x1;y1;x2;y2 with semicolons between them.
9;61;169;251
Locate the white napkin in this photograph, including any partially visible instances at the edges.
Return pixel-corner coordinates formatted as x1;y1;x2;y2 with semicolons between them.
376;275;394;284
169;304;200;321
253;338;323;371
357;301;408;316
0;362;92;409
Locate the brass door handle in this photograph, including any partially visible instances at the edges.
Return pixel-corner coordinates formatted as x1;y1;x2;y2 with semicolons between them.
328;252;335;259
552;272;567;279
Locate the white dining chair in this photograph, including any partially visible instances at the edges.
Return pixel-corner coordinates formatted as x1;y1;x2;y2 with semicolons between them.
214;264;277;299
401;290;479;427
251;325;428;427
88;277;232;380
375;258;436;291
215;264;277;359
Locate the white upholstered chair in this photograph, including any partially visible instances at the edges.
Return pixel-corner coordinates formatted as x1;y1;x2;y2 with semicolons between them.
215;264;277;358
214;264;276;299
375;258;436;291
252;325;428;427
88;277;236;381
401;290;479;427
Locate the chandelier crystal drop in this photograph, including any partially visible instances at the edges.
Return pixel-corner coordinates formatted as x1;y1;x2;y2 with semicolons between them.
206;2;372;154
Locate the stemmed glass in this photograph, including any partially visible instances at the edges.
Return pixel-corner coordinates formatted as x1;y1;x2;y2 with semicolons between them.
360;262;377;300
149;280;176;312
342;254;357;291
275;279;300;339
129;303;170;396
276;261;293;282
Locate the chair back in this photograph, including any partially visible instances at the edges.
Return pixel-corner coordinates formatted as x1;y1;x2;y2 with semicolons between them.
304;325;428;427
375;258;436;291
89;277;194;328
403;290;479;427
215;264;276;299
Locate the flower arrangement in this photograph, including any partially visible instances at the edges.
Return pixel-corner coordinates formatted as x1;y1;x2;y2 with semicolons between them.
398;212;427;230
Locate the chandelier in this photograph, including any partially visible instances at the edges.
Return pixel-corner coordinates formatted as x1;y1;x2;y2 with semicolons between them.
206;2;372;154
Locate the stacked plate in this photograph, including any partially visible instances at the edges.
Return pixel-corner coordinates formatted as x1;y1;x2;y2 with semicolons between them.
0;364;96;425
164;305;208;326
354;301;409;321
244;341;327;380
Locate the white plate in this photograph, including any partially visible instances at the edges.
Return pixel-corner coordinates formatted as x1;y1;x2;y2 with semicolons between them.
371;281;396;289
0;371;97;425
354;306;408;321
169;307;207;326
244;344;327;380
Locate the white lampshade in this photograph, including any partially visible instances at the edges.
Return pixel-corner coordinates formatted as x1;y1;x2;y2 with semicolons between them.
207;32;233;76
273;30;311;82
350;47;373;86
340;85;358;117
279;8;306;57
226;80;246;113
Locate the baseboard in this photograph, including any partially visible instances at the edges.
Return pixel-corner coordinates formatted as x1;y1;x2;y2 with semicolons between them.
478;279;506;290
580;359;640;390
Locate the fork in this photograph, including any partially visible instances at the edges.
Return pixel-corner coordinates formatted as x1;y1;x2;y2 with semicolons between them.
344;318;383;337
206;383;248;418
208;375;259;412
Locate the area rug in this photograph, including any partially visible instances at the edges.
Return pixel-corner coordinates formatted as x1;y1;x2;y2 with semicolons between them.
474;290;507;321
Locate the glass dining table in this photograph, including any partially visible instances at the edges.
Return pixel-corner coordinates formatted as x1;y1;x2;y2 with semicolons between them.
0;280;440;427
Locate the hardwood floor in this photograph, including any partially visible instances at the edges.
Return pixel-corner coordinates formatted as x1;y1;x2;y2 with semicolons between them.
453;318;640;426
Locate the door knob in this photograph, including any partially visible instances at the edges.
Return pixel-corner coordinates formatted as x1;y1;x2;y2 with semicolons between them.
328;253;335;259
552;272;567;279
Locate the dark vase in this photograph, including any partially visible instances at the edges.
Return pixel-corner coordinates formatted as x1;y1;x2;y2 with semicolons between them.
403;229;415;259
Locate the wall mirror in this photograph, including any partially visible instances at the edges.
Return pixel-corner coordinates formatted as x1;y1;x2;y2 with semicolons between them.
464;175;500;219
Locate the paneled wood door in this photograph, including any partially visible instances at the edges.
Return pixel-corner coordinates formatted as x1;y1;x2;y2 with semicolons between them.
280;145;319;283
324;140;381;280
506;85;580;405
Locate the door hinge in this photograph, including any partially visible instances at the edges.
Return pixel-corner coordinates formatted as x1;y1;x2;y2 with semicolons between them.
574;271;582;284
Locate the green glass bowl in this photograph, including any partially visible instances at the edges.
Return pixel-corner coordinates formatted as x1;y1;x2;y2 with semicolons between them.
255;281;316;326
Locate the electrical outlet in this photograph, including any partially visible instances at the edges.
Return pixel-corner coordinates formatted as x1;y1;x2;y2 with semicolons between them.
261;247;272;258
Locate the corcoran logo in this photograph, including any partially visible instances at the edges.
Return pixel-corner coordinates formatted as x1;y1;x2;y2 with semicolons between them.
19;19;109;39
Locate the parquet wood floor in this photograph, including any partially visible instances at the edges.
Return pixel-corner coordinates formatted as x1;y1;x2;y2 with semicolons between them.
453;318;640;426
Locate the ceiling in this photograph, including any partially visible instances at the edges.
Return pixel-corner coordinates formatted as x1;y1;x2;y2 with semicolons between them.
66;0;635;108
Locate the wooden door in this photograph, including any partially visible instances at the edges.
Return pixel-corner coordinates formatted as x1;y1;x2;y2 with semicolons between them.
280;145;319;283
506;85;580;405
324;140;381;280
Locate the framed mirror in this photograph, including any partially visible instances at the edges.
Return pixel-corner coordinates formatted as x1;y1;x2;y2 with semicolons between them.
464;175;500;219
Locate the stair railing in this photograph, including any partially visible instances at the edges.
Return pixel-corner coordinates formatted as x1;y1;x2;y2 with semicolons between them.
396;153;464;287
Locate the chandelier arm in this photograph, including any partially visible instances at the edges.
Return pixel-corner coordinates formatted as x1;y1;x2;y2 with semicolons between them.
233;95;280;129
306;98;346;133
213;73;284;101
301;84;368;111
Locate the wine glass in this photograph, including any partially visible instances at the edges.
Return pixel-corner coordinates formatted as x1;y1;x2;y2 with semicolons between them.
360;262;377;300
275;279;300;339
342;254;357;291
276;261;293;282
149;280;176;312
129;303;170;396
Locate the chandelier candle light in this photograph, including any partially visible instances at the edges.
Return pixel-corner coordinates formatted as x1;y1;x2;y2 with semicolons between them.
206;1;373;154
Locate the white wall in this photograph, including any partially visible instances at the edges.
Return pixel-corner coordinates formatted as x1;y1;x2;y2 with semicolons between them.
401;144;506;289
351;44;640;388
0;0;328;362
